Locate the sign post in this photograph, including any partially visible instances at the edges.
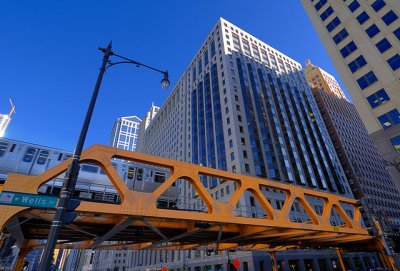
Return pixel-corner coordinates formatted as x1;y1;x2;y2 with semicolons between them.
0;191;58;209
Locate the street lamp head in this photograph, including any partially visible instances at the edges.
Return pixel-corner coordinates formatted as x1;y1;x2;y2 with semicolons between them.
161;71;170;89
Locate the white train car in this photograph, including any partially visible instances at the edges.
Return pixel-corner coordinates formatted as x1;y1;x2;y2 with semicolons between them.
0;138;176;207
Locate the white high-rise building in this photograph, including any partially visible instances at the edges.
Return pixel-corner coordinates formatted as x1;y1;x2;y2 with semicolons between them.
136;104;160;152
110;116;141;151
130;18;380;271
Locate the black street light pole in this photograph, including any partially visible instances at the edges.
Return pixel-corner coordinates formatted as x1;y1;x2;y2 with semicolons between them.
38;41;170;271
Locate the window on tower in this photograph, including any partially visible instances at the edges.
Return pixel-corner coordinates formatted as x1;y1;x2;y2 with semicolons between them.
326;17;341;32
375;38;392;53
378;109;400;129
387;54;400;71
348;55;367;73
333;28;349;44
365;24;380;38
348;0;360;12
340;41;358;58
366;89;390;108
371;0;386;12
356;71;378;90
382;10;398;26
357;11;370;25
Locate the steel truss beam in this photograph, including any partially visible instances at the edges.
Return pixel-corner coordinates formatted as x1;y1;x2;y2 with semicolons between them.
0;144;391;259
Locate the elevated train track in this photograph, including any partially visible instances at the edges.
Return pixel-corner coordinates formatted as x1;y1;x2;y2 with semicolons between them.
0;145;397;270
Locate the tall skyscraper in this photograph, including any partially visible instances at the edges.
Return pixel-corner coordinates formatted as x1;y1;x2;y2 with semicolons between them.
136;103;159;152
304;60;400;228
133;18;380;271
301;0;400;188
140;17;350;195
110;115;141;151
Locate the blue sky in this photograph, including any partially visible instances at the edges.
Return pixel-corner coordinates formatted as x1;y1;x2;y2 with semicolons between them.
0;1;347;151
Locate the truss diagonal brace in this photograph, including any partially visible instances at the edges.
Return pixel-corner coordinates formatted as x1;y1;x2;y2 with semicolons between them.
6;218;25;247
88;217;135;249
142;219;167;240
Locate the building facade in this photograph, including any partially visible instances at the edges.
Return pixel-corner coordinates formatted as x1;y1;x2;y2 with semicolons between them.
131;18;382;271
304;60;400;228
139;18;351;196
110;116;142;151
136;104;160;152
301;0;400;190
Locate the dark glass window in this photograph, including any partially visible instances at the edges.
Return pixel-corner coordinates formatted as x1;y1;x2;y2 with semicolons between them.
36;150;49;165
366;89;390;108
192;67;196;81
371;0;386;12
0;141;8;157
340;41;358;58
9;144;15;152
356;71;378;89
127;167;135;179
326;17;341;32
390;135;400;153
382;10;398;26
376;38;392;53
394;27;400;41
198;59;202;74
333;28;349;44
387;54;400;71
366;24;380;38
210;40;216;57
348;0;360;12
378;109;400;129
204;50;209;66
348;55;367;72
154;172;165;183
320;6;334;21
23;147;36;162
81;163;99;173
315;0;327;11
357;11;370;25
136;168;143;181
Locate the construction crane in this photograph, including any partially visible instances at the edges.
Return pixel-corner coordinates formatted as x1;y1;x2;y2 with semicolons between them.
0;99;16;137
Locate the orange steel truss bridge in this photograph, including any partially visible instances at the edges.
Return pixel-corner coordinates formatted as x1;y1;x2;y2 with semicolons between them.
0;145;397;270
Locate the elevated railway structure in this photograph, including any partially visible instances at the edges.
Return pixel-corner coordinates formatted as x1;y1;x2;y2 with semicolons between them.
0;145;397;270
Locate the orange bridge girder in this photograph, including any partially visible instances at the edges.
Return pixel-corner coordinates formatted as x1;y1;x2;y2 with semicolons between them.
0;144;383;253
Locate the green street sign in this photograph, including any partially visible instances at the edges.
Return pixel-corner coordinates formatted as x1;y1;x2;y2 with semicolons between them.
0;191;58;209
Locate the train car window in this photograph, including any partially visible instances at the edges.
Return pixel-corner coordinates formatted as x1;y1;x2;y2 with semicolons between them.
81;163;99;173
154;172;165;183
36;150;49;165
23;147;36;162
127;167;136;179
0;141;8;157
57;153;63;161
9;144;16;152
136;168;143;181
